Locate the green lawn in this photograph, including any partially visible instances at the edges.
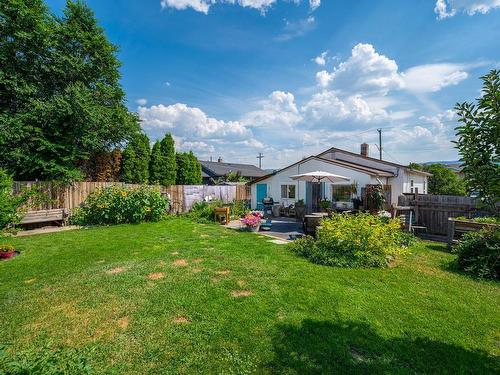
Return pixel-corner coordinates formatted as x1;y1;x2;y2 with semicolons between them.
1;219;499;374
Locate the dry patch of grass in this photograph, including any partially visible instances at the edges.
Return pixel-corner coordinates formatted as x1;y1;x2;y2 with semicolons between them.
24;278;36;284
192;258;203;264
216;270;231;275
171;251;179;256
146;272;165;280
96;260;106;264
106;267;126;274
172;316;191;324
172;259;188;267
200;234;210;238
191;268;203;273
237;280;246;287
231;290;253;298
117;316;129;329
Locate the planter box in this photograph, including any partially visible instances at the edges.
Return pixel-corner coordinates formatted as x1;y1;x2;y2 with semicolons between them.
447;218;500;249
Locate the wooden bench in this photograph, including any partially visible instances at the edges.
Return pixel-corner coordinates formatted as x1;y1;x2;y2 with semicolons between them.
19;209;69;226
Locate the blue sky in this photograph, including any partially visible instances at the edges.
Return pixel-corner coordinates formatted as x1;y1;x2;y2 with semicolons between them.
45;0;500;168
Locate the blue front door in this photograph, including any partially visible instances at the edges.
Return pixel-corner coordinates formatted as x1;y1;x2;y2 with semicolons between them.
256;184;267;209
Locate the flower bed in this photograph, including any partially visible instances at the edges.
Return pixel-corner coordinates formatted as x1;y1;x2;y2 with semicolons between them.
71;185;168;226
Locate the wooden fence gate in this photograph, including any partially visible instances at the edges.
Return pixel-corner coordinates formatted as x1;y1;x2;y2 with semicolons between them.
397;194;490;235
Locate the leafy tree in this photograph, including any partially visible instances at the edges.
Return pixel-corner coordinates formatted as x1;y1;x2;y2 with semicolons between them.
160;134;177;186
423;164;466;196
0;0;139;181
121;133;150;184
455;70;500;209
149;141;163;184
408;162;423;171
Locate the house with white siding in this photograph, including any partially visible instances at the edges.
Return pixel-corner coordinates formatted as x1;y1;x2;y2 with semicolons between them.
249;143;431;211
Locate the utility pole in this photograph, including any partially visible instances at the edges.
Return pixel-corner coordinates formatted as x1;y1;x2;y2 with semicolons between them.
257;152;264;169
377;128;382;160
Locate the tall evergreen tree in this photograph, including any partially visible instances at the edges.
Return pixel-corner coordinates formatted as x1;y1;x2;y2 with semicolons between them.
188;151;202;185
0;0;139;181
176;151;202;185
160;134;177;186
149;141;163;184
175;152;189;185
121;133;150;184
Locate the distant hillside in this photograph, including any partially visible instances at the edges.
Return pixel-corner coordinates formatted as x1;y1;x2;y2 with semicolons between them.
422;160;462;173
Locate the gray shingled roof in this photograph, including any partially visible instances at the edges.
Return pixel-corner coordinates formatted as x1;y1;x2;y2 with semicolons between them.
200;160;267;178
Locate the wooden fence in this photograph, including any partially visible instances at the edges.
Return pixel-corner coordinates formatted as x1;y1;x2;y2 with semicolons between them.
397;194;492;235
13;181;251;214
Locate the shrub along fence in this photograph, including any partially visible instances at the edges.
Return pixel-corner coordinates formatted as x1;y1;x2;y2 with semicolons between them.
12;181;251;215
397;194;498;236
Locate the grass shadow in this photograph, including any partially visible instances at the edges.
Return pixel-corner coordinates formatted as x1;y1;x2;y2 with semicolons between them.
265;319;499;374
422;241;450;253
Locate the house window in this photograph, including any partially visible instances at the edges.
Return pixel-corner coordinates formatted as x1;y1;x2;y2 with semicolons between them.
332;184;352;201
410;179;414;187
281;185;296;199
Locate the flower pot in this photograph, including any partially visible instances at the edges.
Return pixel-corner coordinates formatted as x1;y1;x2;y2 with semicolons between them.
0;251;15;259
248;224;260;232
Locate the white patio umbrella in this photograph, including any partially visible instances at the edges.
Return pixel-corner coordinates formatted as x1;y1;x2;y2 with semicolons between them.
289;171;350;211
289;171;350;183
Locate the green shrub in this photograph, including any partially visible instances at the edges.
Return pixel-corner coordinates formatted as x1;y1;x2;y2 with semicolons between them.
288;213;408;268
0;169;37;230
73;185;167;226
230;199;250;219
454;228;499;280
455;216;500;224
185;200;223;223
395;231;419;248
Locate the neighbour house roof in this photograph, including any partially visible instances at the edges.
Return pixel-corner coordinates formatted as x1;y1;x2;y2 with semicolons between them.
317;146;433;177
249;155;394;185
200;160;267;179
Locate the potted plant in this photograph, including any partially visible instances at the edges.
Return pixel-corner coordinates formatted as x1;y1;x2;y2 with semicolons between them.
295;199;306;220
0;244;17;259
319;198;331;212
240;212;263;232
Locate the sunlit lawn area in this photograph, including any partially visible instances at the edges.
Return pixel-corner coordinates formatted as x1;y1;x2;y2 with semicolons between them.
1;219;499;374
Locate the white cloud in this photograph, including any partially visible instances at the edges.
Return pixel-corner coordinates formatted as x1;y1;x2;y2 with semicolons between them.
161;0;320;14
309;0;321;11
401;64;468;92
138;103;251;141
316;43;404;95
136;98;148;106
161;0;210;14
313;51;327;66
434;0;500;19
242;91;302;128
316;44;470;94
275;16;315;41
302;91;390;124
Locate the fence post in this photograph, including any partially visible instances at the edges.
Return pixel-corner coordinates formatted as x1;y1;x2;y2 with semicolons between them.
447;217;455;250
